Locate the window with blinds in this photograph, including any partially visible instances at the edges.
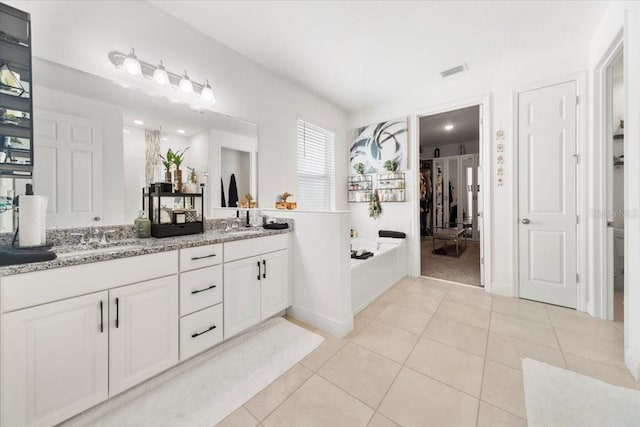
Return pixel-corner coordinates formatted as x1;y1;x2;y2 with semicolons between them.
297;119;335;211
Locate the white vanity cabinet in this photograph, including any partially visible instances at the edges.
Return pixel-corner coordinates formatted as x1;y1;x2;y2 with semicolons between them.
0;251;179;427
1;292;109;427
224;234;290;338
109;276;179;395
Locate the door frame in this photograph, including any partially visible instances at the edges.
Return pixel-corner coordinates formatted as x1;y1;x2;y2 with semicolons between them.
592;32;624;321
512;73;587;311
411;94;491;289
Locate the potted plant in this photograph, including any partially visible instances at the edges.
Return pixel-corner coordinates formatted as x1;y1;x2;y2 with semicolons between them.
383;160;398;171
159;149;174;183
171;147;190;192
354;162;365;174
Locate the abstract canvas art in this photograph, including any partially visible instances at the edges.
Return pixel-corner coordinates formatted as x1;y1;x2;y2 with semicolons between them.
349;118;408;173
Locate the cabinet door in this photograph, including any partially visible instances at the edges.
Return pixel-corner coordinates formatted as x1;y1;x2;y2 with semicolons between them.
1;292;108;427
223;256;261;338
261;249;291;320
109;276;179;395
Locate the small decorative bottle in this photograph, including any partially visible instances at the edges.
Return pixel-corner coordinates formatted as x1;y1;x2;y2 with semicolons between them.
134;211;151;238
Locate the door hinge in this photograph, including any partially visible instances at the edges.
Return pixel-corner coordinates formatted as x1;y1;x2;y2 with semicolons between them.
481;257;484;265
576;96;580;105
576;215;580;225
573;154;579;164
576;273;579;283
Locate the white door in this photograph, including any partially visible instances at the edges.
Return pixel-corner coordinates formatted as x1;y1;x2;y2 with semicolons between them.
518;81;577;308
224;255;261;338
109;276;179;395
33;109;103;227
1;292;108;427
261;249;290;319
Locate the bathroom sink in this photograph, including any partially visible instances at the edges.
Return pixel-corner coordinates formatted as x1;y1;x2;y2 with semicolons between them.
55;244;146;258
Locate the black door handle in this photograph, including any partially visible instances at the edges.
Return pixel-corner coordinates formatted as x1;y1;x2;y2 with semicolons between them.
257;261;261;280
263;259;266;279
191;284;217;294
99;301;104;333
191;253;217;261
115;297;120;328
191;325;217;338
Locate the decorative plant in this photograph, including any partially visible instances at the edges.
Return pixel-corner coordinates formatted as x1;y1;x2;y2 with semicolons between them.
159;149;174;173
383;160;397;171
280;192;293;202
244;193;254;202
171;147;190;169
187;167;198;183
354;162;365;174
368;190;382;219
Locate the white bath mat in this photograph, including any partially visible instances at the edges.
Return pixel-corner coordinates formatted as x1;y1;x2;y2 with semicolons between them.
64;317;323;427
523;358;640;427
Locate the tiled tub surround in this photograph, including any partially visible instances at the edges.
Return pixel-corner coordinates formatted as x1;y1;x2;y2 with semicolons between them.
0;217;293;275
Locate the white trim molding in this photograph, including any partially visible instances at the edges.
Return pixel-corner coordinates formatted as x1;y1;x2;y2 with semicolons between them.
410;94;491;290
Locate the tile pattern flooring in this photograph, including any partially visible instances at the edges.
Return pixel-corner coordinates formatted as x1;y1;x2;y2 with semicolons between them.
216;277;635;427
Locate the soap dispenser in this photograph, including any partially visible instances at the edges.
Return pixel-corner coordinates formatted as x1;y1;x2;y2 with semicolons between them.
134;211;151;238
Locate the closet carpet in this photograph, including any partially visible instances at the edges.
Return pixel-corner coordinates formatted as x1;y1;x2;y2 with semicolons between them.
421;240;481;287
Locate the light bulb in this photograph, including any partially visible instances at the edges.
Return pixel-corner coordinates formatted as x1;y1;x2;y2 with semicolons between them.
200;80;216;103
179;70;193;93
444;124;454;131
122;48;141;76
153;60;169;86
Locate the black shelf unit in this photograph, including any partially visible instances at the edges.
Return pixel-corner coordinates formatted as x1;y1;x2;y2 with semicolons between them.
0;3;33;178
143;187;205;238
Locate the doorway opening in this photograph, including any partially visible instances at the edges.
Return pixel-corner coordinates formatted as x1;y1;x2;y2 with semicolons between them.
418;105;482;287
607;51;624;324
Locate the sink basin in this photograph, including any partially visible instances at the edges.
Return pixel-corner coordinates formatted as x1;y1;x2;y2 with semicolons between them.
56;244;146;258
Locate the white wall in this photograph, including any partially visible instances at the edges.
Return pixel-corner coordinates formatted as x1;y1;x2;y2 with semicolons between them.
348;35;591;296
587;1;640;380
263;209;353;337
7;1;348;212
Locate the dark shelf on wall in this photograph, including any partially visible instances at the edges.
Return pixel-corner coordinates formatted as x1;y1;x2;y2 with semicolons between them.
613;134;624;140
0;3;33;178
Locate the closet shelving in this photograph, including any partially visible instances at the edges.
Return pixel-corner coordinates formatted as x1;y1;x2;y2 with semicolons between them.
377;172;405;202
0;3;33;178
348;174;373;203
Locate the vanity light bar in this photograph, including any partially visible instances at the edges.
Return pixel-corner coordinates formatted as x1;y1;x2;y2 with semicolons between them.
108;49;216;103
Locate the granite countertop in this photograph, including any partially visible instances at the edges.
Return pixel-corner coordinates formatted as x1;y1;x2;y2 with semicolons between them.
0;227;290;276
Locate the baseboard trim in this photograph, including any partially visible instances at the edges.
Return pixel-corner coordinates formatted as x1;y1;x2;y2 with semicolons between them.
286;305;353;338
488;282;515;297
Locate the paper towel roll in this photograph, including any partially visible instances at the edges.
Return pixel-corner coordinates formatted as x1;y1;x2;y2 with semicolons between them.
19;195;48;247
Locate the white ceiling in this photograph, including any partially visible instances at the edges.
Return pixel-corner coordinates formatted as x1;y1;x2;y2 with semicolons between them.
420;106;479;147
150;1;609;113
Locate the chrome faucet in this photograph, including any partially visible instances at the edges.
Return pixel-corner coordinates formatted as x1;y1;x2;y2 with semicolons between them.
100;230;116;245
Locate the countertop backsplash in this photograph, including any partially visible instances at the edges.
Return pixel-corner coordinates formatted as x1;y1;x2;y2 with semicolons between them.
0;215;294;247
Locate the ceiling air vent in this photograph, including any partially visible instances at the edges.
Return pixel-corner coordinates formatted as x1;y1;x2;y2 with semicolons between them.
440;63;467;78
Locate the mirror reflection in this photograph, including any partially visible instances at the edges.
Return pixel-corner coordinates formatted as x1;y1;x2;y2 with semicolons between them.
0;58;258;232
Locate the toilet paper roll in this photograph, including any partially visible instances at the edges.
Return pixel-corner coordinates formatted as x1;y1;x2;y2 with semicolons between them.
19;195;48;247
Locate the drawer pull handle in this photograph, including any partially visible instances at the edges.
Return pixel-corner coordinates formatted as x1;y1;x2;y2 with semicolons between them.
257;261;261;280
191;284;217;294
115;297;120;328
191;253;217;261
99;301;104;333
263;259;266;279
191;325;217;338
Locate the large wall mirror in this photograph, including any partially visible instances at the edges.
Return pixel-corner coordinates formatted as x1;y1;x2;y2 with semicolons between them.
0;58;258;232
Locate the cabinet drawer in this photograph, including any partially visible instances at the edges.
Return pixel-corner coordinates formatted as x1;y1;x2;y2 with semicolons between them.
224;234;288;262
180;304;223;361
179;243;223;272
179;265;223;316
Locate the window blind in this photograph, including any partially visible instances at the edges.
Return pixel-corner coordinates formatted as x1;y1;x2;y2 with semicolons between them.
297;119;335;211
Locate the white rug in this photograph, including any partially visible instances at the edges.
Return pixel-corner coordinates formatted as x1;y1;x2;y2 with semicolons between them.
523;358;640;427
64;317;323;427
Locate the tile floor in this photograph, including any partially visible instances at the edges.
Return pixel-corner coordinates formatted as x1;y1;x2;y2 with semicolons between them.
216;276;635;427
